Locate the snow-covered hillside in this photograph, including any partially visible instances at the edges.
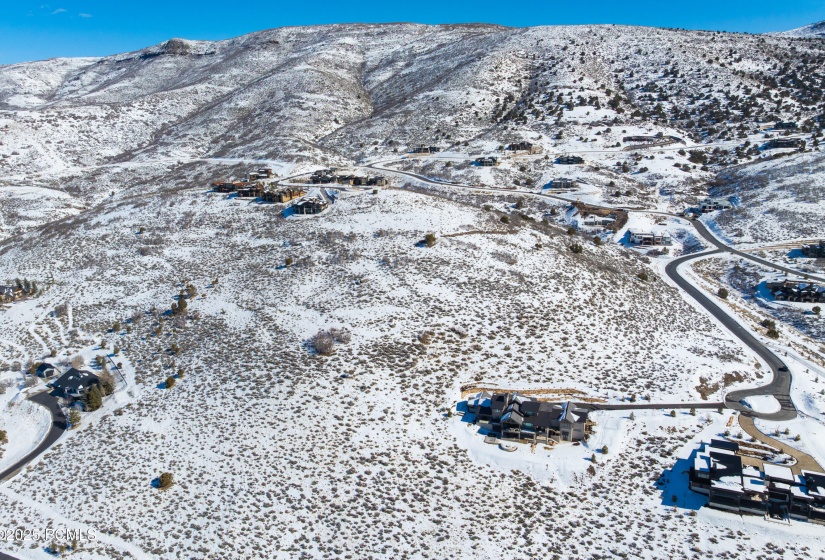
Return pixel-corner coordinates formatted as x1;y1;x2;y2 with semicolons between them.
774;21;825;38
0;22;824;560
707;150;825;245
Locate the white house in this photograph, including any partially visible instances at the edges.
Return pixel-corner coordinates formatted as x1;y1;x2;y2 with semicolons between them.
700;197;733;213
628;229;672;246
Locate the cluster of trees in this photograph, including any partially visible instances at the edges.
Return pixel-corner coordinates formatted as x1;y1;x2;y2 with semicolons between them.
170;284;198;315
0;429;7;458
761;318;780;339
11;278;39;295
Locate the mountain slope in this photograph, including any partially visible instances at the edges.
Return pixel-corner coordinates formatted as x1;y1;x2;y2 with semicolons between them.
774;21;825;38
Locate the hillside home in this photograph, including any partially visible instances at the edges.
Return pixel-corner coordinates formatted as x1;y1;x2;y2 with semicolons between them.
628;229;672;246
689;439;825;523
766;278;825;303
699;197;733;213
774;121;798;130
48;368;101;400
0;285;15;303
212;181;247;193
465;392;590;443
0;285;27;303
236;184;265;198
261;188;306;203
552;178;577;189
802;240;825;258
580;212;618;227
506;142;543;154
556;155;584;165
409;146;440;155
767;138;805;150
474;157;499;167
622;133;667;143
293;196;328;215
367;176;388;186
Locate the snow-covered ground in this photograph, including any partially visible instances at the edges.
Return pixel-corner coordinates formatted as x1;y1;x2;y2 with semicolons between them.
0;21;823;559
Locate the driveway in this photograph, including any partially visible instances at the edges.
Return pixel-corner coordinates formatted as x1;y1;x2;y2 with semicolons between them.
0;390;67;483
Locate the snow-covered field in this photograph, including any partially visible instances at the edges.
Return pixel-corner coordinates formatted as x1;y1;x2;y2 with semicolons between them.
0;21;824;560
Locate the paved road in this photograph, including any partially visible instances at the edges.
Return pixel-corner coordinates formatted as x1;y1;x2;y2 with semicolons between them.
688;219;825;283
0;390;66;483
0;391;65;560
359;160;802;422
665;250;796;421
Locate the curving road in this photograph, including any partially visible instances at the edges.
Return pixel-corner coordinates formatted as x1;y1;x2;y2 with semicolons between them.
0;390;67;483
665;250;796;421
0;391;65;560
358;158;803;422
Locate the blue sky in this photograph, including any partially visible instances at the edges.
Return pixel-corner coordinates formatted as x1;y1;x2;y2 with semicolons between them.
1;1;824;65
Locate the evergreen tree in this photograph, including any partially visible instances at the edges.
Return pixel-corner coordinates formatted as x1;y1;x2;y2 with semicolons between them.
68;409;81;427
85;385;103;411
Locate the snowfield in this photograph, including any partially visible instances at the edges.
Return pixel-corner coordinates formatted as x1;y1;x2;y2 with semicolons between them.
0;21;824;560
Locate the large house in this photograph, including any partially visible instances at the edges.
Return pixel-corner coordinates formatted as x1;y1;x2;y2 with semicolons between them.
293;196;328;215
465;392;590;443
628;229;672;246
802;240;825;258
766;278;825;303
699;197;733;213
556;155;585;165
408;146;440;155
474;157;499;167
48;368;101;400
211;181;248;193
767;138;805;150
0;285;27;303
552;178;577;189
247;167;275;181
689;439;825;523
506;142;543;154
261;188;306;204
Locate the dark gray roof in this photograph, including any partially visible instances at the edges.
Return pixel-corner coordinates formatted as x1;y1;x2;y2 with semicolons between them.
36;362;58;377
50;368;100;397
490;394;508;410
520;401;541;416
501;410;524;425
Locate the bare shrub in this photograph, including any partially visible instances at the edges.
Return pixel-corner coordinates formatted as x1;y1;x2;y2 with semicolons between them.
329;328;351;344
310;330;336;355
417;330;435;345
71;355;86;369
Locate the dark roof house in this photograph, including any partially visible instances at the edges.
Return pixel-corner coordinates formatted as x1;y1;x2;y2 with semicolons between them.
35;362;58;379
49;368;100;399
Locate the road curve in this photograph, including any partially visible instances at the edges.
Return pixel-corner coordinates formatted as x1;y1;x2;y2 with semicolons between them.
665;250;796;421
0;390;67;483
688;219;825;283
364;160;801;422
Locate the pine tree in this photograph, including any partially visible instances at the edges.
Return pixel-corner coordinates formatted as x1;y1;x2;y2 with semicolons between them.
85;385;103;411
68;409;81;427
